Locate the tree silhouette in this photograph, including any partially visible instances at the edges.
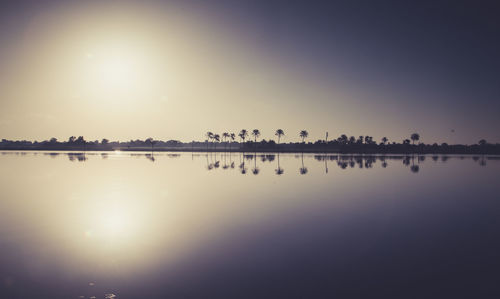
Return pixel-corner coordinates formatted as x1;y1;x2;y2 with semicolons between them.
275;129;285;146
478;139;487;146
222;132;230;151
76;136;86;152
252;129;261;143
206;132;214;150
411;133;420;145
213;134;220;150
338;134;348;145
146;137;156;152
381;137;388;145
299;130;309;143
229;133;236;151
238;129;248;145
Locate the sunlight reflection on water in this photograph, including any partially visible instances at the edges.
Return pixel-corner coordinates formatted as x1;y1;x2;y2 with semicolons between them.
0;151;499;298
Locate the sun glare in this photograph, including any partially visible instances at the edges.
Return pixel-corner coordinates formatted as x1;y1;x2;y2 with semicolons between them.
95;55;137;89
83;192;142;242
83;44;144;94
103;210;129;235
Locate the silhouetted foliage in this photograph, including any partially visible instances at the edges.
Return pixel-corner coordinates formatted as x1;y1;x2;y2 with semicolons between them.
1;131;499;155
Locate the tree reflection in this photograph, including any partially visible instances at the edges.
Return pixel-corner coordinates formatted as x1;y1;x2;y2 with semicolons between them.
275;153;284;175
68;153;87;162
159;152;495;175
299;153;308;175
252;152;260;175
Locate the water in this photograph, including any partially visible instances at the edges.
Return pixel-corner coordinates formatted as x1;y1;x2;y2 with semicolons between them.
1;151;499;298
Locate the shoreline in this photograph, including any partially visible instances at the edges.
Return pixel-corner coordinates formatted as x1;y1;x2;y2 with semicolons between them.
1;148;499;156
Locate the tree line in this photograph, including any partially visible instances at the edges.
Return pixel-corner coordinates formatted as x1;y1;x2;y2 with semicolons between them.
0;130;498;154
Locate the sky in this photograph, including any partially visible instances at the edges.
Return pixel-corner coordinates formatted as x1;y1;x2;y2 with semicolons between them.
0;0;499;144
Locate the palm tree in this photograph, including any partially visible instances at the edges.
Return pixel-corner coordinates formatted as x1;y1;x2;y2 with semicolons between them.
299;130;309;143
251;129;261;151
252;129;261;143
222;132;230;151
229;133;236;151
205;131;214;151
213;134;220;150
275;129;285;145
238;129;248;145
411;133;420;145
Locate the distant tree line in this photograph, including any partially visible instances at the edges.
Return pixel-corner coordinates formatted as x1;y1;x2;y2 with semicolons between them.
0;130;499;154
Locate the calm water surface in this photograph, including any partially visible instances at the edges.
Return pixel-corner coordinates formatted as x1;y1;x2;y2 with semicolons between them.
1;151;499;298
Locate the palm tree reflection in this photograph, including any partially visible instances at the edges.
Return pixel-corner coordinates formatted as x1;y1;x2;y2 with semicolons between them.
275;153;284;175
198;152;495;175
252;152;260;175
299;153;308;175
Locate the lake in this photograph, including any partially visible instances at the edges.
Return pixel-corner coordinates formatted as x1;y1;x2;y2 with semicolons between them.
1;151;499;298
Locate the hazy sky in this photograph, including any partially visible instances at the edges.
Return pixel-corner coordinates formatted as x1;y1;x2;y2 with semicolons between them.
0;0;499;144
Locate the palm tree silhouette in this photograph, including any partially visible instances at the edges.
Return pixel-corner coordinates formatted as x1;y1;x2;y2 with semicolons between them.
229;133;236;151
252;129;261;143
411;133;420;145
238;129;248;148
222;132;230;151
213;134;220;151
206;132;214;151
252;129;261;151
275;129;285;149
299;130;308;143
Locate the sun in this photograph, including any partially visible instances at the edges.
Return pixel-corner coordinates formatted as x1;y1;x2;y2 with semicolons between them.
83;45;142;93
96;55;137;88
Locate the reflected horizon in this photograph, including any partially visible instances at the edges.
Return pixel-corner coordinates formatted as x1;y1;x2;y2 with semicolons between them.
1;151;494;173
